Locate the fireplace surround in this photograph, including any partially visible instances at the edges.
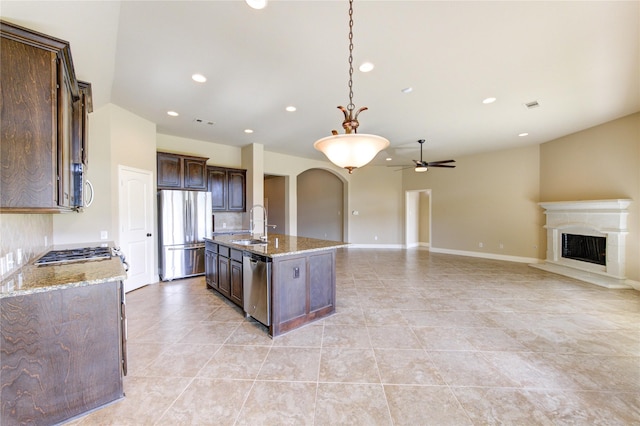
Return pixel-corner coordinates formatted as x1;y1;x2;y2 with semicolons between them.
532;199;632;289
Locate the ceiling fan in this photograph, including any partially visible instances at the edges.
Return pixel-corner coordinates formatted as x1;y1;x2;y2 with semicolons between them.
393;139;456;172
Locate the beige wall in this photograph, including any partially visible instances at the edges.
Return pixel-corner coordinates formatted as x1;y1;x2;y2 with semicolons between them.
157;134;242;168
404;144;543;260
55;103;157;247
349;166;404;245
53;104;113;244
540;112;640;282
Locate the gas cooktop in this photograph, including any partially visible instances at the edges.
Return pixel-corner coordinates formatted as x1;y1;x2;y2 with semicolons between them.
35;246;113;266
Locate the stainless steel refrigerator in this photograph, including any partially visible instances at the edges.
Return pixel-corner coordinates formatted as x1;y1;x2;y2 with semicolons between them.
158;190;212;281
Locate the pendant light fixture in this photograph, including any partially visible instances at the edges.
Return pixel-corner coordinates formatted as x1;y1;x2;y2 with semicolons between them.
314;0;389;174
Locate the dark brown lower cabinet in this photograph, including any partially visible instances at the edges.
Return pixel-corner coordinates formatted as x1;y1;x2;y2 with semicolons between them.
271;250;336;336
212;245;244;309
0;281;125;425
230;251;244;307
205;241;218;290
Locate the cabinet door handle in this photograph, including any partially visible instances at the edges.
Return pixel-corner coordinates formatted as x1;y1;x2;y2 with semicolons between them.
147;233;152;237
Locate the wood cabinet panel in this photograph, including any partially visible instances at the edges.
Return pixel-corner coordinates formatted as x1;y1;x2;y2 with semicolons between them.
271;249;336;337
274;256;307;324
207;167;227;210
217;255;231;298
157;152;208;190
1;21;89;213
184;158;207;190
157;152;182;188
309;252;334;313
228;170;246;211
230;259;243;307
0;281;124;425
207;166;246;212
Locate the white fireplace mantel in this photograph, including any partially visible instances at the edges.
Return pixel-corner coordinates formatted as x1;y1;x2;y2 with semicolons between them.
532;199;632;289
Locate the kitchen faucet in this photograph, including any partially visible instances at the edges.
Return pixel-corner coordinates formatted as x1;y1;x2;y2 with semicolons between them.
249;204;276;241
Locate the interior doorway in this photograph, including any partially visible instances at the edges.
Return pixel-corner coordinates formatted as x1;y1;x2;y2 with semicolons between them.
405;189;431;249
118;165;155;292
297;169;344;241
264;174;286;234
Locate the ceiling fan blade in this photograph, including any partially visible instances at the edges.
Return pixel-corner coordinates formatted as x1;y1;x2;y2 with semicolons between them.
428;164;456;168
425;159;456;165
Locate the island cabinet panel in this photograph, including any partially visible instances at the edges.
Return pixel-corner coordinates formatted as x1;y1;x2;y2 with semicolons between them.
271;249;336;337
205;241;218;290
274;256;307;324
0;281;124;425
218;254;231;298
229;249;244;307
309;252;334;313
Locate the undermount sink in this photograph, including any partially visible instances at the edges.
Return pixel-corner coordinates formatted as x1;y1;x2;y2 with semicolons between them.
231;239;268;246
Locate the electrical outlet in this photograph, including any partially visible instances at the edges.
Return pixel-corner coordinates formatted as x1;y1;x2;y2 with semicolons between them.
16;249;22;266
499;243;504;249
479;242;484;248
44;236;48;246
374;235;378;241
222;223;227;228
293;267;300;278
100;231;108;240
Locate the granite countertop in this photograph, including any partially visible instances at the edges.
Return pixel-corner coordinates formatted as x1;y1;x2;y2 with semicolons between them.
207;233;348;257
212;229;252;235
0;242;127;299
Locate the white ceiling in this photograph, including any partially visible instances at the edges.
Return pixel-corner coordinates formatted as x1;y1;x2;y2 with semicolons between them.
2;1;639;166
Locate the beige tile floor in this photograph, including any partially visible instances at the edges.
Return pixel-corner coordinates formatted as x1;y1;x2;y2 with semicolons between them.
71;248;640;425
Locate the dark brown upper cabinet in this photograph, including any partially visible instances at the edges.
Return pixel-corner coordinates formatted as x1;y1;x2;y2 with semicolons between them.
157;152;208;191
207;166;246;212
0;20;91;213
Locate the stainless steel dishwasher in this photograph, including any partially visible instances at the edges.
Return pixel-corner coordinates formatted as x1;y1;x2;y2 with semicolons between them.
243;252;272;326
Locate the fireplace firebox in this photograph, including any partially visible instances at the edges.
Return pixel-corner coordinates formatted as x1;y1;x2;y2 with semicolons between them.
532;199;631;289
562;233;606;266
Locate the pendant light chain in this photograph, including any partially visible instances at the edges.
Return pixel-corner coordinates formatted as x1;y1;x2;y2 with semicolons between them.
347;0;355;112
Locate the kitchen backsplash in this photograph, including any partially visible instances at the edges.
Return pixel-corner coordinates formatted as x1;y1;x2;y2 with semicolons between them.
213;212;244;231
0;214;52;270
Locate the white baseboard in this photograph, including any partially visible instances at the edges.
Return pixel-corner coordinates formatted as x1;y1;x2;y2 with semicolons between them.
428;247;540;264
346;243;405;249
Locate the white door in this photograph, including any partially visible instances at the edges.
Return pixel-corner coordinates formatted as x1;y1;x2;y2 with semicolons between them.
119;165;155;292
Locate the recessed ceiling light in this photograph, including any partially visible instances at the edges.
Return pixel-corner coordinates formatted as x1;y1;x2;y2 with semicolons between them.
192;74;207;83
244;129;254;134
359;62;374;72
285;106;297;112
246;0;267;9
167;111;179;117
401;87;413;94
518;132;529;137
385;157;392;161
482;97;497;104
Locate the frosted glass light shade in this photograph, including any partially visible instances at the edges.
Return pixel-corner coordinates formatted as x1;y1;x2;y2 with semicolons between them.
314;133;390;173
415;166;428;172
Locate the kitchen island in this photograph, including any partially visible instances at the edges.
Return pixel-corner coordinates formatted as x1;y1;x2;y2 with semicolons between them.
0;244;127;425
205;233;347;336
